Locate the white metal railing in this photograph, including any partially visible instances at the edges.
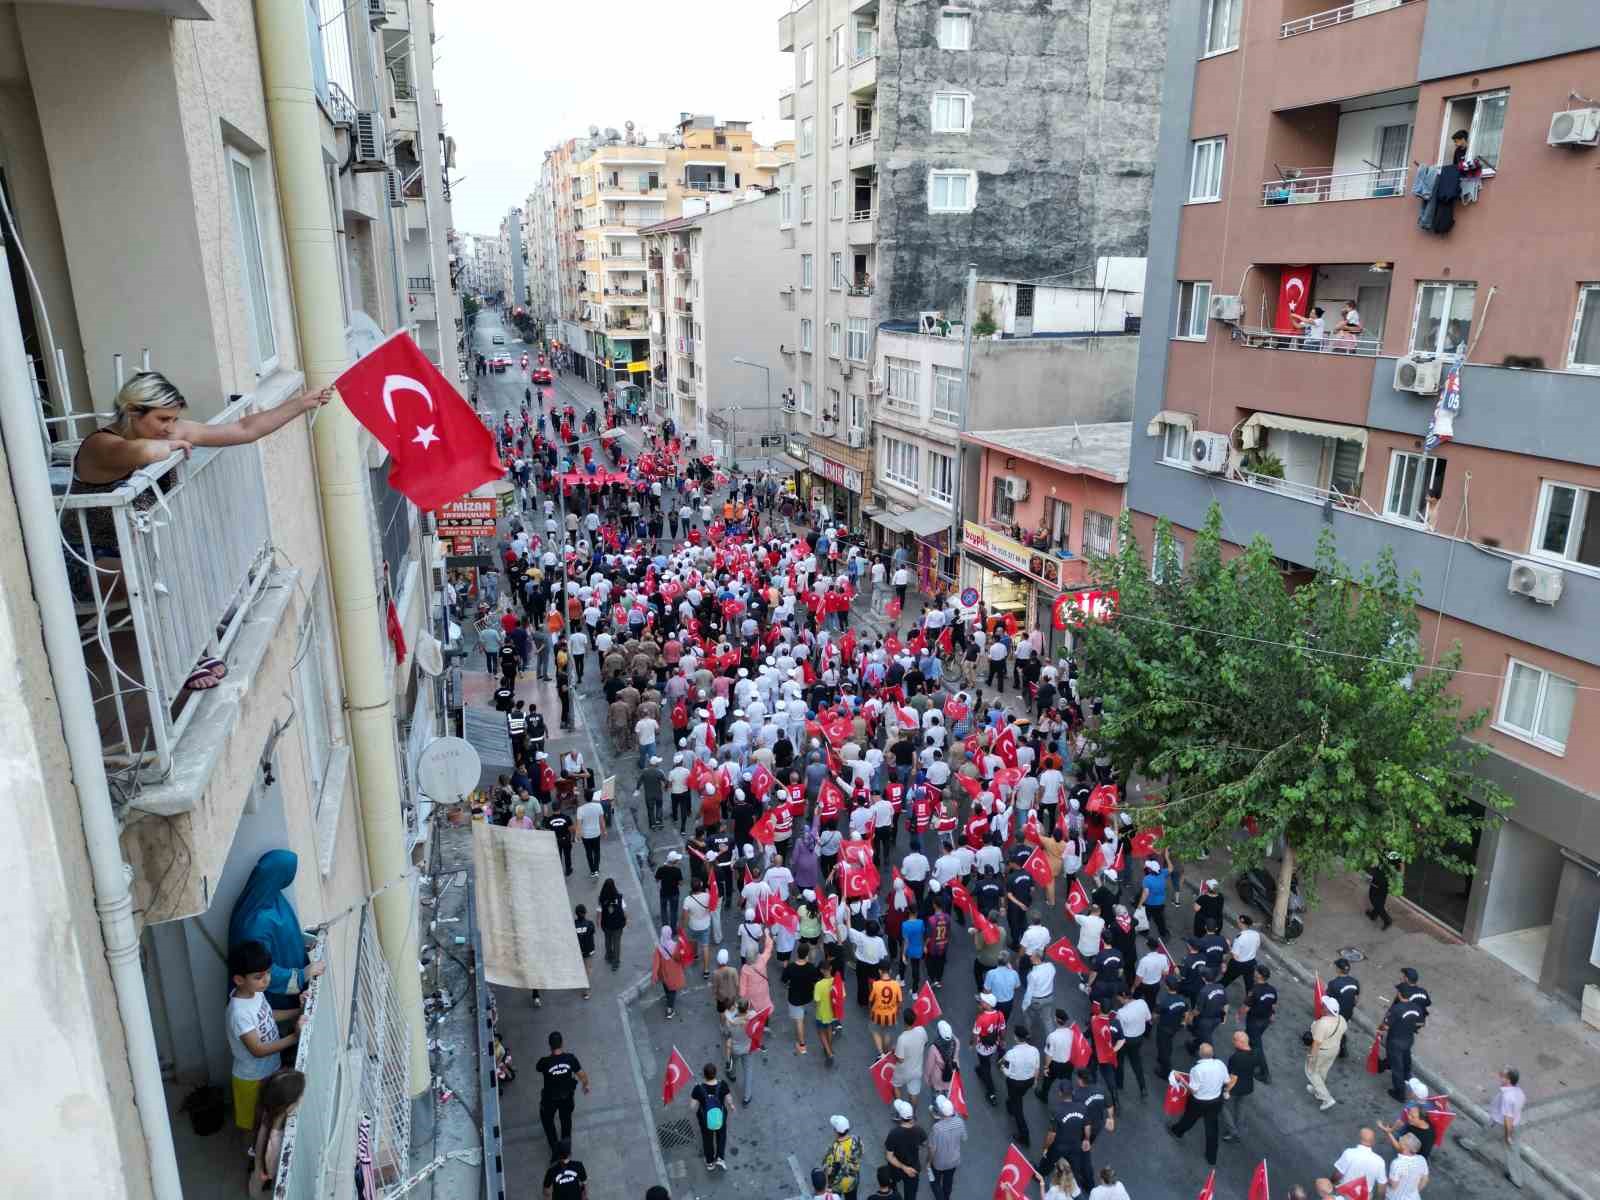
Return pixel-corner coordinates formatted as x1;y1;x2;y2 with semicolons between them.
59;390;274;775
850;207;876;222
853;38;878;64
274;934;333;1200
353;906;413;1188
1261;165;1408;205
1231;466;1377;514
849;128;876;147
1234;326;1384;357
683;180;733;192
1281;0;1407;38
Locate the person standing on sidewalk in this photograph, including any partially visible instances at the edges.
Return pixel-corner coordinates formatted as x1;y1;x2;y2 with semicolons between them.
597;879;627;970
689;1062;732;1172
479;622;504;674
575;792;606;877
534;1032;590;1157
1486;1066;1527;1188
893;562;910;610
1304;996;1347;1111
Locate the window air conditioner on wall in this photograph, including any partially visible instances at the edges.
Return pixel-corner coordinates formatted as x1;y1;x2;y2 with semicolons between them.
1188;431;1230;473
353;111;388;171
1208;294;1244;321
1003;475;1030;501
1547;108;1600;147
1507;559;1563;605
1393;353;1443;395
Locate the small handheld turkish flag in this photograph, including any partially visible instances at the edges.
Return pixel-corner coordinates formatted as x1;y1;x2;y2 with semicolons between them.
746;1006;772;1053
1333;1178;1370;1200
1423;1102;1456;1146
1023;846;1052;890
1130;825;1163;860
748;763;776;801
336;331;502;510
1247;1160;1270;1200
750;809;777;846
830;971;847;1025
1065;878;1092;916
913;981;943;1026
992;1143;1040;1200
1165;1072;1191;1117
662;1046;691;1105
948;881;975;916
993;725;1019;769
869;1053;897;1105
1045;938;1088;975
766;898;799;934
1082;842;1107;880
1365;1031;1384;1075
1195;1169;1216;1200
1313;974;1326;1016
706;868;720;913
949;1068;969;1117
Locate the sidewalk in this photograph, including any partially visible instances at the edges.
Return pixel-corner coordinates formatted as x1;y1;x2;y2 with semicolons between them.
1187;852;1600;1199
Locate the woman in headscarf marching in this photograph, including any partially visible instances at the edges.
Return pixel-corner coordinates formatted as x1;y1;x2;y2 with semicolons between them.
228;850;324;1009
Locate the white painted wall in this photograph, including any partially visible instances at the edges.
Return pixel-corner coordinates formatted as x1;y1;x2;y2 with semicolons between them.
1332;101;1416;178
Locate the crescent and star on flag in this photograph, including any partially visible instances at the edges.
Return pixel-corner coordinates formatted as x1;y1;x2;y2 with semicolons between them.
381;374;440;450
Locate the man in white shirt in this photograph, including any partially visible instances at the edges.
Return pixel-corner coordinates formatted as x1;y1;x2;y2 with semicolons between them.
634;714;659;769
1221;914;1262;994
1023;956;1057;1016
900;849;931;903
1169;1043;1229;1166
1019;915;1051;959
1332;1129;1389;1200
1039;1009;1076;1103
1387;1134;1429;1200
575;795;606;878
1113;991;1152;1099
568;628;591;682
1072;910;1106;959
999;1027;1042;1144
985;638;1010;691
933;846;963;887
1135;938;1171;1006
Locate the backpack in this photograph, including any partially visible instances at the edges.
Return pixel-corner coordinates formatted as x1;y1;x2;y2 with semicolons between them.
705;1097;724;1131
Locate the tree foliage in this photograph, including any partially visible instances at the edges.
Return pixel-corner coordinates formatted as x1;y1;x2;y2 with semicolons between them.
1076;504;1510;933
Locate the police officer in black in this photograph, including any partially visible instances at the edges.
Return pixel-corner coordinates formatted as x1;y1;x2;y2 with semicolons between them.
534;1031;590;1157
1379;971;1428;1102
1005;864;1036;949
498;639;519;688
1071;1068;1111;1191
973;864;1006;920
1178;940;1209;1004
1039;1091;1090;1191
1327;958;1361;1059
1155;986;1189;1077
542;1141;588;1200
707;821;736;909
1087;944;1124;1011
507;700;528;763
1194;926;1228;978
1237;965;1277;1083
493;678;515;714
526;703;548;760
544;806;576;876
1187;968;1227;1057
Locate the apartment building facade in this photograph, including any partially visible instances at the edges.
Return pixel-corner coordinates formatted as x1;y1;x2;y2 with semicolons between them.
639;193;789;457
0;0;461;1194
499;206;527;311
526;155;561;329
1129;0;1600;1005
773;0;1167;542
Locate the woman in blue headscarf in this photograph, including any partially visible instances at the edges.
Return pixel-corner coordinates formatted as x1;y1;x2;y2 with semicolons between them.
228;850;324;1008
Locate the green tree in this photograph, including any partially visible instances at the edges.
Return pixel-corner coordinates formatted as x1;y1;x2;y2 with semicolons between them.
1077;504;1509;936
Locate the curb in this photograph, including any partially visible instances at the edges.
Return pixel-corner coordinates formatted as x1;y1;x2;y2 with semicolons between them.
1181;878;1593;1200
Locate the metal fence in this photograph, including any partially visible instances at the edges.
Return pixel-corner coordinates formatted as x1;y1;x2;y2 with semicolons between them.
274;933;336;1200
353;906;414;1189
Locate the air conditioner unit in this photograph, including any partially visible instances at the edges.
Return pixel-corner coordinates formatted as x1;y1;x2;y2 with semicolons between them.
1003;474;1030;502
1547;107;1600;148
366;0;388;27
1508;559;1564;605
384;168;406;208
1188;431;1231;473
846;428;866;448
867;380;883;396
1208;294;1244;322
1392;353;1443;395
353;111;388;172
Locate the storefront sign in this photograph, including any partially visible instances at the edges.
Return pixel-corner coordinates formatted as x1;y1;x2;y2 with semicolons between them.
962;521;1064;589
437;497;498;538
808;451;863;494
1053;588;1119;629
785;436;810;464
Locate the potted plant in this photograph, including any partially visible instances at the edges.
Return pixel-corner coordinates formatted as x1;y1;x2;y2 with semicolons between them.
1243;449;1285;483
972;305;998;337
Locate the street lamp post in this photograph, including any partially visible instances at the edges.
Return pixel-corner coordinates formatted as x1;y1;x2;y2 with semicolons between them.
731;356;772;470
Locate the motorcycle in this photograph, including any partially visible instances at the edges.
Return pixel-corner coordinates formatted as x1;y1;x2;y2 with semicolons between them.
1235;867;1305;941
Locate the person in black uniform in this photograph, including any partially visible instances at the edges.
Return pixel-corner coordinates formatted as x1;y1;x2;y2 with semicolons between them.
507;700;528;763
1366;864;1393;929
1187;969;1227;1057
1194;927;1228;978
1327;958;1361;1059
534;1032;590;1156
1071;1069;1111;1192
1039;1092;1090;1190
1005;863;1036;949
1237;965;1277;1083
1087;944;1124;1012
1192;878;1224;936
493;678;515;714
526;704;548;760
1155;987;1189;1077
541;1141;587;1200
1379;975;1428;1102
1178;941;1209;1004
544;806;575;876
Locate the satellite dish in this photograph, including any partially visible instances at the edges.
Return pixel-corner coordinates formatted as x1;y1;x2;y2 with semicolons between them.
415;632;444;677
346;311;386;359
417;736;482;802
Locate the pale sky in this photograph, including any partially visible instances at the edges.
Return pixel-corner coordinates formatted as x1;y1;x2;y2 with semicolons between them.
433;0;794;235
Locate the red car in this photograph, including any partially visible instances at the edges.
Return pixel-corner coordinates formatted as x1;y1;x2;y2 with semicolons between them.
489;355;512;372
531;367;552;385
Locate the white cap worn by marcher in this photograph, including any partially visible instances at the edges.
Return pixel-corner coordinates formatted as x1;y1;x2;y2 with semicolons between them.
892;1099;913;1120
830;1115;850;1134
716;949;729;965
936;1020;954;1040
1322;996;1341;1016
934;1095;954;1117
666;851;682;863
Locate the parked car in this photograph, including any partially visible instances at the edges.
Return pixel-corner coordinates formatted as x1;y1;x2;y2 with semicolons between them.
531;367;552;385
1235;868;1305;941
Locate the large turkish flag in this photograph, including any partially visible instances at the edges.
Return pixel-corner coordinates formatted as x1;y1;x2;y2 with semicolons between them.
336;331;502;510
1275;266;1314;332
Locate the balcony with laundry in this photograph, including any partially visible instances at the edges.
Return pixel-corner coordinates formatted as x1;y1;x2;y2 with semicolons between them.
1268;0;1425;113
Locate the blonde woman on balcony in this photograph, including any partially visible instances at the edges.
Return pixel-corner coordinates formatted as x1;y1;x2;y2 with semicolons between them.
64;371;330;689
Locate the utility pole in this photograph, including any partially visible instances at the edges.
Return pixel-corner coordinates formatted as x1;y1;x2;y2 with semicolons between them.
949;263;978;578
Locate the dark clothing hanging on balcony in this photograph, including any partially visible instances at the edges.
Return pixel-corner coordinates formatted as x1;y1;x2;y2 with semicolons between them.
1419;165;1461;235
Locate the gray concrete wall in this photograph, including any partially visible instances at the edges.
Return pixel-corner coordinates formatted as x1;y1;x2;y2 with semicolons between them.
1475;746;1600;866
968;334;1139;429
877;0;1168;317
702;194;791;450
1418;0;1600;81
1542;856;1600;1005
1479;821;1564;939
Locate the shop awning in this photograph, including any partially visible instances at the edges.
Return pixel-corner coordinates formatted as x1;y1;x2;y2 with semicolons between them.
868;508;909;533
1146;409;1196;437
901;507;953;537
1240;412;1368;451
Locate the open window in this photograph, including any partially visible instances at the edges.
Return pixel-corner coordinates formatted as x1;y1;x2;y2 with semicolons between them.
1439;90;1508;168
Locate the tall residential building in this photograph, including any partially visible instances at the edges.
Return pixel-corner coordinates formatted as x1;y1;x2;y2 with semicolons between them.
545;115;789;391
640;193;790;456
772;0;1168;567
499;207;527;312
526;159;561;330
1;0;462;1192
1128;0;1600;1005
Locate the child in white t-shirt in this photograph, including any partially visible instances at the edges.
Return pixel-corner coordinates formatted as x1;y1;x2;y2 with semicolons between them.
227;941;306;1131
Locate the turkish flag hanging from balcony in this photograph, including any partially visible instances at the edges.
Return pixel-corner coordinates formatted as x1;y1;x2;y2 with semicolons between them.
1275;266;1314;332
335;331;503;511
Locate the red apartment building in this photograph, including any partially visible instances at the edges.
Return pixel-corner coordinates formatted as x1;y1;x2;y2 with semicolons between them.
1128;0;1600;1006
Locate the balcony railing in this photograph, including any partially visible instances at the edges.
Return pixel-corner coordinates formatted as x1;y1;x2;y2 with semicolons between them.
1261;166;1408;205
1233;326;1384;357
273;933;332;1200
848;128;876;147
848;279;875;297
352;906;414;1189
675;297;694;314
1281;0;1410;38
1230;466;1378;516
407;275;434;291
60;391;274;775
850;207;877;222
682;180;733;192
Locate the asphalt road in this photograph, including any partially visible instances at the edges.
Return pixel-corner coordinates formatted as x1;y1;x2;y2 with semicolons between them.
464;311;1507;1200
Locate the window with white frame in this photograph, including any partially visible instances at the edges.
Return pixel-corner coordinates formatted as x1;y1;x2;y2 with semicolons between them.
882;436;920;489
991;476;1015;521
1203;0;1242;56
832;103;845;144
1160;422;1190;464
1188;138;1225;202
939;10;972;50
1440;89;1508;168
801;42;815;83
929;451;956;505
800;380;814;414
1567;284;1600;371
1410;281;1476;355
800;117;816;156
928;169;975;213
884;355;920;414
801;254;814;290
848;393;865;431
295;577;340;807
847;317;868;361
830;179;844;219
780;187;793;227
829;322;842;357
1175;281;1212;340
1047;498;1073;550
826;387;842;422
931;365;962;423
1532;480;1600;569
1083;510;1115;556
1384;451;1444;525
831;252;845;290
801;185;815;223
932;92;973;133
228;148;279;373
1497;658;1577;754
1151;536;1186;582
832;26;846;69
800;318;814;352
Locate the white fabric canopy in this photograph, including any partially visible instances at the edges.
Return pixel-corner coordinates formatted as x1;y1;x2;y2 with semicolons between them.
473;824;589;990
1145;409;1196;437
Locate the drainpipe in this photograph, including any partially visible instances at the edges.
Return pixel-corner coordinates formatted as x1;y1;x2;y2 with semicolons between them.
256;0;428;1090
0;230;182;1194
949;264;978;566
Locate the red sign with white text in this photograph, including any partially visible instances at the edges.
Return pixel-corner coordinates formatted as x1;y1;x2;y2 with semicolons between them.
1053;588;1119;630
